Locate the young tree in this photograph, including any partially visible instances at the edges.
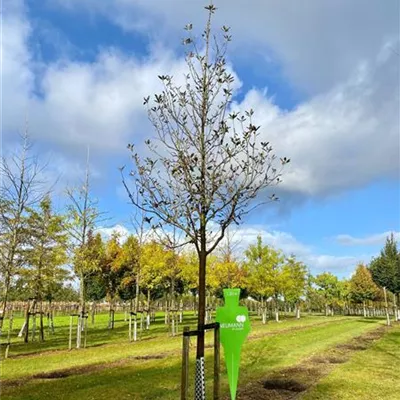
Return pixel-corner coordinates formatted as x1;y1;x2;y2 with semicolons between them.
66;153;102;348
314;272;340;316
338;279;352;315
208;257;246;296
180;250;199;303
21;195;68;341
154;227;186;315
244;236;286;323
140;240;166;329
0;133;45;332
85;269;107;324
209;228;247;296
101;233;124;329
283;256;307;319
122;5;286;390
369;233;400;321
117;234;140;313
349;264;379;317
72;230;104;346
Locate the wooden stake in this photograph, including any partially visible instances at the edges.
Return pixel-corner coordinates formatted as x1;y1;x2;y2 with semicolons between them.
84;316;88;348
383;287;391;326
129;313;132;342
181;326;190;400
69;316;73;350
213;323;220;400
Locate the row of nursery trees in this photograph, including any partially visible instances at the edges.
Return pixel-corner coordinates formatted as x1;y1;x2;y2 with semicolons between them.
1;144;399;343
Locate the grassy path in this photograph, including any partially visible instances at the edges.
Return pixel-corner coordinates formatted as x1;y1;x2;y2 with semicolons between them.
1;314;347;380
301;323;400;400
1;317;384;400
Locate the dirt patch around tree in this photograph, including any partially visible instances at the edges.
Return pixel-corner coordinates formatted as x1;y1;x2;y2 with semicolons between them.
233;325;389;400
2;353;169;388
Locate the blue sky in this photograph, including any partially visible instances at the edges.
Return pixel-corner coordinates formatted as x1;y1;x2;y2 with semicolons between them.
2;0;399;278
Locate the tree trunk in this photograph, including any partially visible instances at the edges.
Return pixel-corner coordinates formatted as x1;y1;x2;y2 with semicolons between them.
134;274;140;314
296;302;301;319
48;300;54;334
397;294;400;321
195;248;207;399
91;302;96;325
383;287;391;326
393;293;398;322
275;304;279;322
24;300;36;343
0;273;11;333
261;298;266;324
363;301;367;318
77;272;85;349
39;299;44;341
147;290;151;330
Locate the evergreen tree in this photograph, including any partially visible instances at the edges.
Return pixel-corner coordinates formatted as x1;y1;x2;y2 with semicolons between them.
370;233;400;294
370;233;400;321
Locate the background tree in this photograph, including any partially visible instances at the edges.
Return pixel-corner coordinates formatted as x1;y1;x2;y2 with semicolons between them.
349;264;379;317
122;6;287;387
66;153;102;348
283;255;307;319
338;279;352;315
21;195;68;341
85;270;107;324
0;133;45;332
245;236;286;323
180;250;199;310
141;240;166;311
208;256;246;298
101;233;123;329
72;229;104;346
314;272;340;316
117;235;140;313
209;228;247;298
369;233;400;321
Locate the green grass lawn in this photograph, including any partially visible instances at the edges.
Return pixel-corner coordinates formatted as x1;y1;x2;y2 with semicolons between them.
301;323;400;400
1;314;390;400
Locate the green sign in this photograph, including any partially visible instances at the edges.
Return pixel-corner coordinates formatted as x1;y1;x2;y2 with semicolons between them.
216;288;250;400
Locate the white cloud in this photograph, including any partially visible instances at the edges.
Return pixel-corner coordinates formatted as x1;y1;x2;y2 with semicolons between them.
335;231;400;246
51;0;399;94
2;1;399;200
233;41;399;196
95;224;130;243
11;50;190;153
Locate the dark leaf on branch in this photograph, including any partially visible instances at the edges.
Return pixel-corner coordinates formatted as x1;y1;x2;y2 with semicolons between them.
205;4;217;12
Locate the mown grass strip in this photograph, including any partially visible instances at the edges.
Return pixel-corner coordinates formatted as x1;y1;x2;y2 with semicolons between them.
301;323;400;400
1;318;384;400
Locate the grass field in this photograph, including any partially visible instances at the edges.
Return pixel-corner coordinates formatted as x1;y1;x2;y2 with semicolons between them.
1;312;398;399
